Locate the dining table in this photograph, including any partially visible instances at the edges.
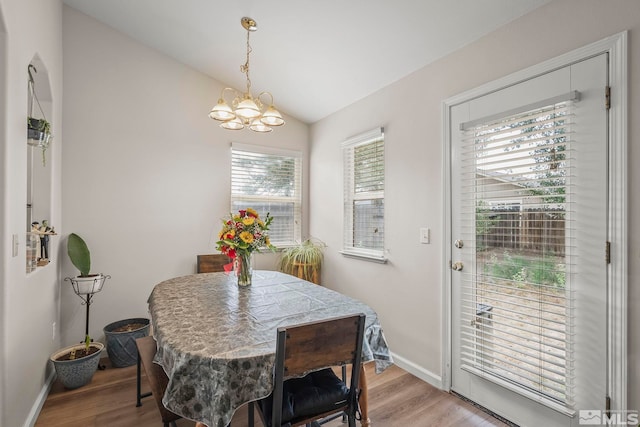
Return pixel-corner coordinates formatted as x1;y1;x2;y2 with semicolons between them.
147;270;393;427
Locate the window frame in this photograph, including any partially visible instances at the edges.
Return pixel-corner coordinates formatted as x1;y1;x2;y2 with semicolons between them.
230;142;302;247
341;127;386;263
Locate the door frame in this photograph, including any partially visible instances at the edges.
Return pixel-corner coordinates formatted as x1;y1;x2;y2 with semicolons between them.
442;32;628;412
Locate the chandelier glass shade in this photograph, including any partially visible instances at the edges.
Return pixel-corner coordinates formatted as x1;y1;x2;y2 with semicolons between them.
209;17;285;133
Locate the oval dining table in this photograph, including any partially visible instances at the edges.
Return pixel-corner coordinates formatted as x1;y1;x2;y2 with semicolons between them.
147;270;393;427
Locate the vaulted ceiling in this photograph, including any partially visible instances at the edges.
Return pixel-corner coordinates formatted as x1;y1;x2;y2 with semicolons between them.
62;0;550;123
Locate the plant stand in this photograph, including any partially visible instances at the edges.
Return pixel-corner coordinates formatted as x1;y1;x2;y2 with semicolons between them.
66;275;111;370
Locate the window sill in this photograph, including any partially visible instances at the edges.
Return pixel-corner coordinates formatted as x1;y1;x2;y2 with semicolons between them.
340;250;387;264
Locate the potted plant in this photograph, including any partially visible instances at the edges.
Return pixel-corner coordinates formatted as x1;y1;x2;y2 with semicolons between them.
27;117;52;166
103;317;150;368
50;335;104;389
27;117;51;142
66;233;109;295
278;238;326;285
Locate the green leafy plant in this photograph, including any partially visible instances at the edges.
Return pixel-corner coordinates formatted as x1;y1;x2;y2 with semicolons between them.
27;117;51;134
67;233;91;277
27;117;52;166
278;238;326;285
483;250;565;288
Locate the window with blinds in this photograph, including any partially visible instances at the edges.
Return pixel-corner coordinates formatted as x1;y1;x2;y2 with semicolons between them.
231;143;302;246
342;127;385;261
459;94;577;409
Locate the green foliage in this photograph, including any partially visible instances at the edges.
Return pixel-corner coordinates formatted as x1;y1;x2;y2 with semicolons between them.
483;251;565;288
68;233;91;276
27;117;51;134
278;238;326;284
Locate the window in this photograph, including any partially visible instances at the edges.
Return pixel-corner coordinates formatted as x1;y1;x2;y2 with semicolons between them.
231;143;302;246
342;127;385;261
460;96;575;405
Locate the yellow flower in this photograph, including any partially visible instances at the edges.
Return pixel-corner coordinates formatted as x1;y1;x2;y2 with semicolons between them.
242;217;255;226
240;231;254;244
265;236;271;246
246;208;259;218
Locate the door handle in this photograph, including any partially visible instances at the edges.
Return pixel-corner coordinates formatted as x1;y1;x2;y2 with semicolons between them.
451;261;464;271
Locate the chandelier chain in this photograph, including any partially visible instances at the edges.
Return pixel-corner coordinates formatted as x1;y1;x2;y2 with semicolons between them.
241;28;252;94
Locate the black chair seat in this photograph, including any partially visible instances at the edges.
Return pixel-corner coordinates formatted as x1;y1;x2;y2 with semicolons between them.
259;368;349;427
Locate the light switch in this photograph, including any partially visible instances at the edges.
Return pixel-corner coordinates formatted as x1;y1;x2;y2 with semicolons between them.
12;234;18;257
420;228;430;244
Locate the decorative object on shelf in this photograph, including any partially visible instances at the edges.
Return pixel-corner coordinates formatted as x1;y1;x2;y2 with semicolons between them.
216;208;275;287
65;233;110;370
27;64;52;165
278;238;326;285
103;318;150;368
50;340;104;389
30;220;56;266
208;17;285;133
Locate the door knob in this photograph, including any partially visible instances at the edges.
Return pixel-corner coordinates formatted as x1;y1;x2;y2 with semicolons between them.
451;261;464;271
454;240;464;249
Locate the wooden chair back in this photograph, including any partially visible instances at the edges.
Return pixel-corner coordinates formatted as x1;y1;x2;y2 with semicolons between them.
135;336;181;426
269;313;366;427
280;314;364;378
196;254;230;273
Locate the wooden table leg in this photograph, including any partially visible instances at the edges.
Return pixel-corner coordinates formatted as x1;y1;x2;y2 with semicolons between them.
359;363;371;427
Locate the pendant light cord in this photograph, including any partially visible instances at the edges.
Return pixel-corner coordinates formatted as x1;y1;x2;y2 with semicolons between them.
27;64;48;122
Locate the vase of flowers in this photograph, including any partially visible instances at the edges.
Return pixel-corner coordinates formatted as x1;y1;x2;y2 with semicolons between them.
234;251;253;286
216;208;275;287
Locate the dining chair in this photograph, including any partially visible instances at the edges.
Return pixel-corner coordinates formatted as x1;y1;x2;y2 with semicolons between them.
253;313;366;427
135;336;181;427
196;254;231;273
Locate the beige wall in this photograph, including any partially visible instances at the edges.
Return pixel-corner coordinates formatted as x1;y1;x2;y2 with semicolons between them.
310;0;639;409
2;1;638;425
61;6;309;347
0;1;64;426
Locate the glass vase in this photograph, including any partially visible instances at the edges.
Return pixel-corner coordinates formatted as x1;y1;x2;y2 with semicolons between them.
234;252;253;287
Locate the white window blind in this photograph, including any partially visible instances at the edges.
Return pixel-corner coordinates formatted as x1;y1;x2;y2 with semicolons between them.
459;96;576;410
342;127;385;261
231;143;302;246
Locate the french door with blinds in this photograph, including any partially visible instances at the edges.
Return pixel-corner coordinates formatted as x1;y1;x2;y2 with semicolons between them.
449;54;608;426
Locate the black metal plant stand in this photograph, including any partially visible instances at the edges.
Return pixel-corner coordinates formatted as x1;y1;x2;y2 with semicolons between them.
65;274;111;370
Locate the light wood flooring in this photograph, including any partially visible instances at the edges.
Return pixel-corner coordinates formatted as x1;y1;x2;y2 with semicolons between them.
35;358;509;427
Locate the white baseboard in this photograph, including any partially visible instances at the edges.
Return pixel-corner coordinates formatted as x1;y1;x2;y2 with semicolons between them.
23;370;55;427
390;351;442;389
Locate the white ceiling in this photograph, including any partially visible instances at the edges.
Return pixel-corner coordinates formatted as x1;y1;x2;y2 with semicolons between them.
62;0;550;124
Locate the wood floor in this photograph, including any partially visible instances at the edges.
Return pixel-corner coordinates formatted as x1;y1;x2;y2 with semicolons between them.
35;358;509;427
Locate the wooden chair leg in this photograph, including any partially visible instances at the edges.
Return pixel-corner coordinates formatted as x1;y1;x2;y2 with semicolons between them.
247;401;255;427
359;364;371;427
136;348;152;406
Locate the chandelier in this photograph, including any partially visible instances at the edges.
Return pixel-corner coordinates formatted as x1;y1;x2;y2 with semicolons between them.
209;17;285;132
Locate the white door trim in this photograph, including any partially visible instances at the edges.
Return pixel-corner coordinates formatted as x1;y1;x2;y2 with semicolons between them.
441;31;628;412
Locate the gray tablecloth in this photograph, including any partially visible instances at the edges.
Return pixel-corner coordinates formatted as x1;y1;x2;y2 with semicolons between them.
148;270;392;427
